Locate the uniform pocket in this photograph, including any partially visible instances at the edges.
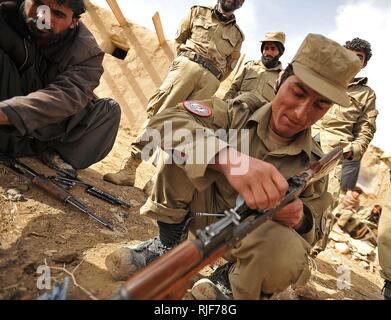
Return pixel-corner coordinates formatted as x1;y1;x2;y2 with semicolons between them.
192;18;213;43
218;32;237;56
146;83;174;117
261;79;276;102
335;99;362;122
240;72;258;92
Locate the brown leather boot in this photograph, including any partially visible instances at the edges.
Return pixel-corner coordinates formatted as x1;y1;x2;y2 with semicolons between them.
103;156;142;186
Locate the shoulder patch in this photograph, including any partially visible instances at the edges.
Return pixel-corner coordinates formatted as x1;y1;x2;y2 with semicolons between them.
183;101;213;118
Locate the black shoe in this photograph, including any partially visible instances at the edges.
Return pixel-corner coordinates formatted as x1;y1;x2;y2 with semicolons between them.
106;237;171;281
191;262;234;300
384;281;391;300
38;148;77;178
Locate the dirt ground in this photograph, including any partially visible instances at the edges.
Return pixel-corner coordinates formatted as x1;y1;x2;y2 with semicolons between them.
0;117;385;301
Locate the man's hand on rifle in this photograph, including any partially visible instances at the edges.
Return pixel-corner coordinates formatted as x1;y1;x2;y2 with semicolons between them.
273;198;305;231
210;147;288;210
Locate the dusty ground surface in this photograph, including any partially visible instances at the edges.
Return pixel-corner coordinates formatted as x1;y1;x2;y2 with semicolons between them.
0;119;385;300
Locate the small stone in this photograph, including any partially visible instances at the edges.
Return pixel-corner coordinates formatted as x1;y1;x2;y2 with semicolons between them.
6;189;25;202
52;252;79;265
24;262;39;275
109;208;118;213
105;247;145;281
349;239;375;256
359;261;370;270
335;243;350;255
114;213;124;224
44;250;58;257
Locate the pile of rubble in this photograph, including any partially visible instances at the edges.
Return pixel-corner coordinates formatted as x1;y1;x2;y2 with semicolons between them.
328;227;379;272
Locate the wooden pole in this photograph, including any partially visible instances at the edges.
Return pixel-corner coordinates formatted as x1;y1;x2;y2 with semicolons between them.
106;0;128;27
152;12;166;46
232;53;246;79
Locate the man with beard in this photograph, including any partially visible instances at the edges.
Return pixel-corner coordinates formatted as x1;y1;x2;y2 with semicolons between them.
105;34;361;299
311;38;378;256
223;32;286;110
0;0;121;176
103;0;245;187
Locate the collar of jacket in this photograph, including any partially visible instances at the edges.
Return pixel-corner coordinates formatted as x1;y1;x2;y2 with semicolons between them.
212;5;237;25
246;103;313;159
255;60;283;71
38;27;78;63
349;77;369;87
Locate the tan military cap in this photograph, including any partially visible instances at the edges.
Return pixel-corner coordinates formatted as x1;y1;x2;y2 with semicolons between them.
292;33;361;107
261;32;286;45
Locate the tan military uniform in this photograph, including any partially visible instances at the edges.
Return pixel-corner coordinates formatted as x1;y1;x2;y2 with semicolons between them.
146;5;244;117
138;97;332;299
312;77;378;196
379;188;391;282
223;60;283;103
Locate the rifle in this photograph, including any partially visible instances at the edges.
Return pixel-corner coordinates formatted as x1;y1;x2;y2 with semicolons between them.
0;152;114;230
114;147;343;300
49;171;132;209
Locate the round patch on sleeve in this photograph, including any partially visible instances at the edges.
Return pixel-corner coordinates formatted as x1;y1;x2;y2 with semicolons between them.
183;101;213;118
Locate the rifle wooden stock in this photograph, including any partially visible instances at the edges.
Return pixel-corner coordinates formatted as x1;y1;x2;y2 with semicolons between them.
32;175;72;202
119;239;226;300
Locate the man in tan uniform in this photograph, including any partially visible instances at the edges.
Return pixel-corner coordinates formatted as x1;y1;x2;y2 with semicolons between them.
312;38;378;198
223;32;285;107
311;38;378;255
379;188;391;300
103;0;245;186
105;34;361;300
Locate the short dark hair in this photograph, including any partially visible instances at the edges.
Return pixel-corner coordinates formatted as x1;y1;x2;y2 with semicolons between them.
56;0;86;18
275;63;294;93
344;37;373;64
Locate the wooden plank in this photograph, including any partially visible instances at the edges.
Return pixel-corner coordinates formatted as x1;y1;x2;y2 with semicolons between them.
232;53;246;79
106;0;128;27
152;12;166;46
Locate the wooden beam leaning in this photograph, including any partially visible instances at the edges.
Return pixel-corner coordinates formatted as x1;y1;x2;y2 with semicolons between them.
152;12;166;46
232;53;246;80
106;0;128;27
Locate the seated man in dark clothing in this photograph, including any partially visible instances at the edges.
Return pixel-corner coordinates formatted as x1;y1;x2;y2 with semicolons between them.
0;0;121;176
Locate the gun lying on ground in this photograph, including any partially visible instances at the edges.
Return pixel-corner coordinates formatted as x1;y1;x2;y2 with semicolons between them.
49;171;132;209
114;147;343;300
0;152;115;230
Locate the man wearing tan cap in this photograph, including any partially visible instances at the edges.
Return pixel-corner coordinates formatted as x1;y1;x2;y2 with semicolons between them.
311;38;379;256
223;32;286;109
313;38;378;197
103;0;245;187
105;34;361;300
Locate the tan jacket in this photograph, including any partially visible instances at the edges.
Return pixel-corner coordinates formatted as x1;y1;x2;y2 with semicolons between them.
223;60;283;102
313;77;378;160
175;5;244;81
143;98;332;245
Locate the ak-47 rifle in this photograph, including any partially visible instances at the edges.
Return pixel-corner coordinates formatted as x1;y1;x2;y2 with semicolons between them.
113;147;343;300
0;152;114;230
49;171;132;209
